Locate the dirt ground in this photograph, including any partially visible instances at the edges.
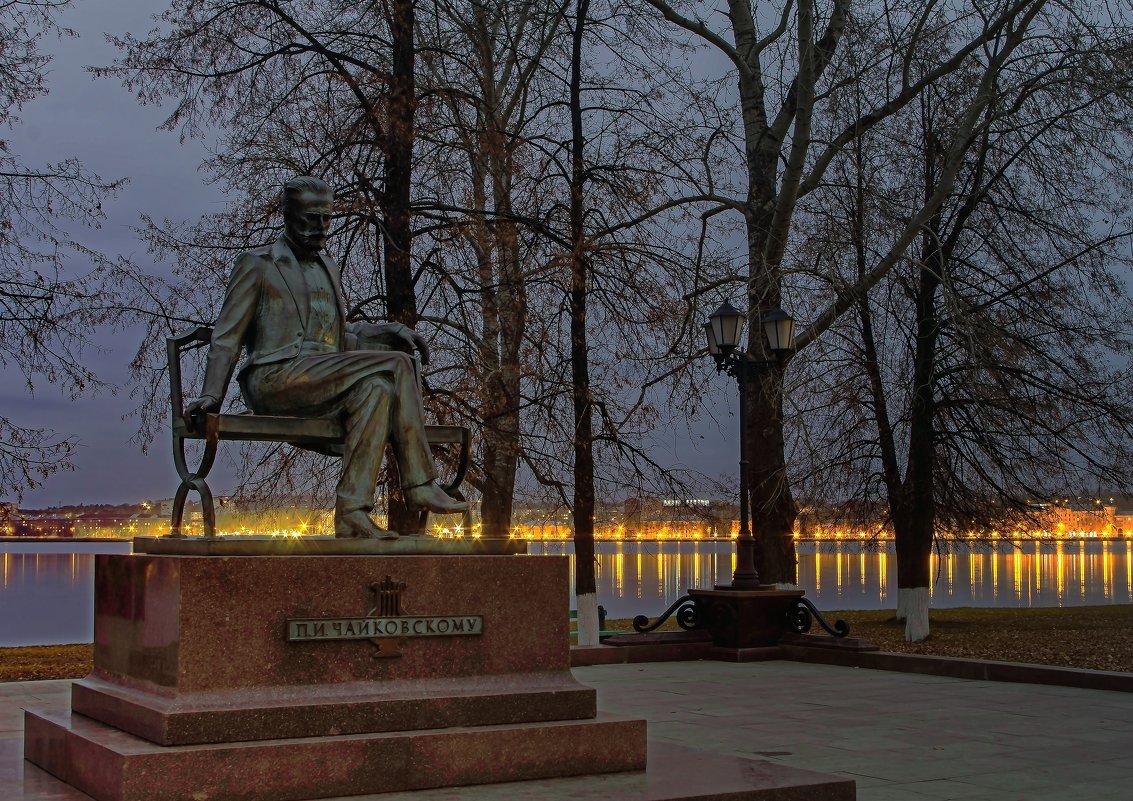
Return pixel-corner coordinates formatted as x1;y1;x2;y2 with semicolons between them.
0;644;93;682
3;605;1132;681
832;605;1133;673
604;604;1133;673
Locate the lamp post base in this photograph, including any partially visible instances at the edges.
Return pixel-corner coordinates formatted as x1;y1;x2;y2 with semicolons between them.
688;587;805;649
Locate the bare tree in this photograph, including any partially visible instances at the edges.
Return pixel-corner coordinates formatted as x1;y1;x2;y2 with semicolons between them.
0;0;128;499
790;1;1133;638
415;0;566;537
641;0;1063;585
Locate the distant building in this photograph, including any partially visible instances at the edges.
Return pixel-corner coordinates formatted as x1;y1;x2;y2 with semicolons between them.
1038;501;1117;536
623;497;733;539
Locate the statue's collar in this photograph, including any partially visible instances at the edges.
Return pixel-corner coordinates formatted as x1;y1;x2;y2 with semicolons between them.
279;235;322;264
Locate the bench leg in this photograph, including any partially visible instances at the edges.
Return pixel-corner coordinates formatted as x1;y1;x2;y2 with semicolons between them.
170;432;218;537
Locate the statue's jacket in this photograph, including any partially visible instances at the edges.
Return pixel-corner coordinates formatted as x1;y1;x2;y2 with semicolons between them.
200;236;359;406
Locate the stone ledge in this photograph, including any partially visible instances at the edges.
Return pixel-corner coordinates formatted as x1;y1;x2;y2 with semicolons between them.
72;671;596;746
781;645;1133;693
25;709;649;801
133;535;525;556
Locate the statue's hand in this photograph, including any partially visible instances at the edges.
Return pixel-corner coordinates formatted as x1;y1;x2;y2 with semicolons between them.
348;321;430;365
404;328;431;367
183;395;220;426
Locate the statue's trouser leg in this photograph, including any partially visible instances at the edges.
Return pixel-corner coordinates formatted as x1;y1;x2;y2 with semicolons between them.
335;379;393;517
387;353;435;491
245;350;438;517
335;352;436;516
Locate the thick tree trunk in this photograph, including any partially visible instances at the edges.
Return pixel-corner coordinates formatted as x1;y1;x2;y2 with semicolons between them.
896;218;942;641
383;0;419;535
569;0;598;646
472;114;524;538
383;0;417;327
743;215;797;585
747;369;797;585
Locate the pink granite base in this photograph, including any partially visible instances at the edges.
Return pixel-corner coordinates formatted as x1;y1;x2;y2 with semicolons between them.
21;552;854;801
25;709;648;801
71;672;595;745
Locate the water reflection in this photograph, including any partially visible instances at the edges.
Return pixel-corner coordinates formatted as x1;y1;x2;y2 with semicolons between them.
529;538;1133;620
3;538;1132;645
0;542;131;647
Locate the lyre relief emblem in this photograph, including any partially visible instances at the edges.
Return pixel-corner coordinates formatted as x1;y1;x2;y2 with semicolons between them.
367;575;407;658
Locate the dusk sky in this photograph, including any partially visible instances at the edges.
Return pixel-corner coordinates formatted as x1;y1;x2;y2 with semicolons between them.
6;0;737;508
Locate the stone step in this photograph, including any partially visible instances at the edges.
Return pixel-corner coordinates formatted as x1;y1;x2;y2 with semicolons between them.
71;671;596;746
25;708;648;801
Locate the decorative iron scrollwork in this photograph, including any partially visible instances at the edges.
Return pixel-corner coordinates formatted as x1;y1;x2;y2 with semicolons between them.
632;595;704;633
786;596;850;638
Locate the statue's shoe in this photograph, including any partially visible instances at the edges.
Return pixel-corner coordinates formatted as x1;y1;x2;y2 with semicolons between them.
335;510;399;540
405;482;470;514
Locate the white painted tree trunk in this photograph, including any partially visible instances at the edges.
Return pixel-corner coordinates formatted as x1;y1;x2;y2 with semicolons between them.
895;588;909;621
902;587;930;642
575;592;600;647
773;582;798;590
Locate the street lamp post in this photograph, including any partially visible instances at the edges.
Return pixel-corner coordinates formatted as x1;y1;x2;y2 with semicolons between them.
704;302;795;591
626;301;849;650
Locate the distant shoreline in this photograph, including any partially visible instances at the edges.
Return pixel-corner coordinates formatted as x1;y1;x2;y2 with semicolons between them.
0;536;132;543
5;534;1133;544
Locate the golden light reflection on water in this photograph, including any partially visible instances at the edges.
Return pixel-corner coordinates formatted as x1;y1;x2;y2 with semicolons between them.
1057;542;1065;599
991;552;997;600
7;540;1133;645
525;538;1133;619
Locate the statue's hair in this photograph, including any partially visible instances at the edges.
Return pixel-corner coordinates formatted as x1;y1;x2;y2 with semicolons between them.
282;176;333;215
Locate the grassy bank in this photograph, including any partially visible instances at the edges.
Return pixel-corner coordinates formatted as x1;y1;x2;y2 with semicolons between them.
607;604;1133;673
0;644;93;682
832;605;1133;672
4;605;1132;681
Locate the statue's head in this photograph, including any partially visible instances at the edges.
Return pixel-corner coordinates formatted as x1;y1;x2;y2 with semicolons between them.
283;176;334;256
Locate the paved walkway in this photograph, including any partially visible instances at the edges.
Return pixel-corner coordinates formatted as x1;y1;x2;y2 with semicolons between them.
3;661;1133;800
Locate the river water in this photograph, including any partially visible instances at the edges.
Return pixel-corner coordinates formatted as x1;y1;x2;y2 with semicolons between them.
2;538;1131;646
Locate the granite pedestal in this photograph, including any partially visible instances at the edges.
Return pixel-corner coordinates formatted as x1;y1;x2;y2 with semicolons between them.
24;547;647;800
23;541;854;801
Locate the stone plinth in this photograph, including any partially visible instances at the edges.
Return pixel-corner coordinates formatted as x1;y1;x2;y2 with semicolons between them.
689;587;805;649
24;710;648;801
25;549;856;801
97;555;558;691
133;534;525;556
24;552;647;800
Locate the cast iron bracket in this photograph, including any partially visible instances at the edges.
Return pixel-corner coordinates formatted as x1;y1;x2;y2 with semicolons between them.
786;596;850;637
631;595;705;633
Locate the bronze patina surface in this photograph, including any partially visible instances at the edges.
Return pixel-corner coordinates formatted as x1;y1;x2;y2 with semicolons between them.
183;176;468;540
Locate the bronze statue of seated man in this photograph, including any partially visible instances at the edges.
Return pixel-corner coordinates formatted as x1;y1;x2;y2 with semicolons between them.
184;175;468;539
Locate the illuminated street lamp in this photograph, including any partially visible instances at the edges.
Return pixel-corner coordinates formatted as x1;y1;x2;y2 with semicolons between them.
628;300;848;648
705;301;795;590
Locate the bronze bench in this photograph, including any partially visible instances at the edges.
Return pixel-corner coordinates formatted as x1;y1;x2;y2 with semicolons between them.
167;326;471;536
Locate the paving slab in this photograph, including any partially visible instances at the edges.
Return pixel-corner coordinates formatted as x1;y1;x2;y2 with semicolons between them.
577;661;1133;801
4;662;1133;800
